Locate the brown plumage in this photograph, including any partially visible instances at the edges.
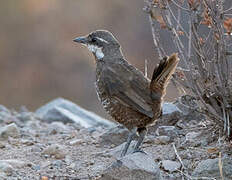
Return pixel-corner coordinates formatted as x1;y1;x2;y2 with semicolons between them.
74;30;179;156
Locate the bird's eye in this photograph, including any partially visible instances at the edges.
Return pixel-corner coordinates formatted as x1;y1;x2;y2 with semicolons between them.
92;38;97;43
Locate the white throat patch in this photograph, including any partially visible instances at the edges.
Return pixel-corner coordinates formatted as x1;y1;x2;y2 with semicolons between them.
87;44;104;59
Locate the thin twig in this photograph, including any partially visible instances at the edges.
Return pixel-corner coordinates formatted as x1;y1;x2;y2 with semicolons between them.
144;59;148;78
145;0;232;138
218;152;224;180
172;143;185;169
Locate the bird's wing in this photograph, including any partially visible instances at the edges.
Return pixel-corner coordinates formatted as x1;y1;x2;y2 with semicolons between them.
102;62;154;118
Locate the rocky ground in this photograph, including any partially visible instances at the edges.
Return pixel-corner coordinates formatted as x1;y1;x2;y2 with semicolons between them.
0;96;232;180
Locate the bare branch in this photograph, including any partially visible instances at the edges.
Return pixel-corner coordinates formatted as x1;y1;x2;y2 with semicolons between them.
145;0;232;138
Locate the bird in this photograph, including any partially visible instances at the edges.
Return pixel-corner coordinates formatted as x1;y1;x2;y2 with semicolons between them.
73;30;179;156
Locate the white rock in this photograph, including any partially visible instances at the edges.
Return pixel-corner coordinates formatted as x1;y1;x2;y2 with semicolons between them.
69;139;83;146
35;98;116;128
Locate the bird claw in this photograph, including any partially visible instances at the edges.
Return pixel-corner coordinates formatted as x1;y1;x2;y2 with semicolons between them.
132;148;147;155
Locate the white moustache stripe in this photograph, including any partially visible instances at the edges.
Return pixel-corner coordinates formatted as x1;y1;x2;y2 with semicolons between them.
96;37;109;44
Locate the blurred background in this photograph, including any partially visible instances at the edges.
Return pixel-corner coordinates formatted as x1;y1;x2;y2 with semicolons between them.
0;0;178;118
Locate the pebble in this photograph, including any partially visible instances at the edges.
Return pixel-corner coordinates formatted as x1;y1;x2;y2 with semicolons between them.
69;163;76;169
32;164;40;171
21;139;34;146
0;162;13;176
52;160;63;168
42;144;66;159
0;142;5;148
41;161;51;169
69;139;83;146
31;145;42;153
41;176;49;180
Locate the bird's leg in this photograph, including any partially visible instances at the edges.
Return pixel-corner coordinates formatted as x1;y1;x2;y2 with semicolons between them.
133;127;147;154
121;127;137;157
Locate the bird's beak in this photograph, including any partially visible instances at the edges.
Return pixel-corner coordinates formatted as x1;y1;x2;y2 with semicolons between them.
73;36;88;44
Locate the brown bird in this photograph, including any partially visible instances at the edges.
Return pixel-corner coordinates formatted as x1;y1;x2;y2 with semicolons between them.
73;30;179;156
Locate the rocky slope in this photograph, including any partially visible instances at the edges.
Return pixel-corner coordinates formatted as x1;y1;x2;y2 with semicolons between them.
0;97;231;180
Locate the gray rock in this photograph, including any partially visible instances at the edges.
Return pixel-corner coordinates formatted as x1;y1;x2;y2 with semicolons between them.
162;102;182;115
0;123;20;140
153;136;171;145
193;157;232;180
99;125;129;146
109;141;137;158
42;144;66;159
155;126;178;140
15;112;36;122
162;160;181;172
146;144;176;161
101;152;160;180
185;132;201;142
0;159;32;168
35;98;116;128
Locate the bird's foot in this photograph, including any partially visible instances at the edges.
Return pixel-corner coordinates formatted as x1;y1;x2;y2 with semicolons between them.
120;150;127;157
132;148;147;155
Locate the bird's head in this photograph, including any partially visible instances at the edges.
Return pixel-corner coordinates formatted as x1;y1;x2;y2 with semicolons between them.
73;30;121;60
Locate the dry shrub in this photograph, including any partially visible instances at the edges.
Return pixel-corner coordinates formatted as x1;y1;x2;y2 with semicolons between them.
144;0;232;139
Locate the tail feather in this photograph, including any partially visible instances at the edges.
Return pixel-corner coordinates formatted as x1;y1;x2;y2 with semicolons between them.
150;53;179;94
